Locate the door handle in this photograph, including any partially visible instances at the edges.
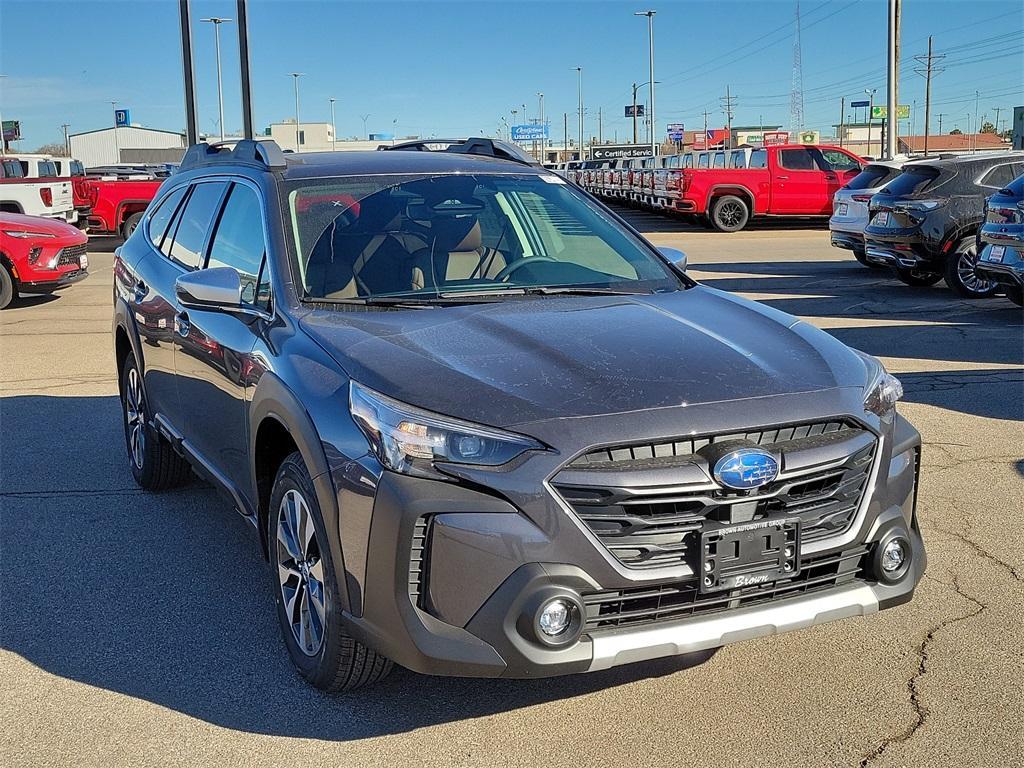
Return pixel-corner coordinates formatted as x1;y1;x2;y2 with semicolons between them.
175;311;190;338
776;175;789;180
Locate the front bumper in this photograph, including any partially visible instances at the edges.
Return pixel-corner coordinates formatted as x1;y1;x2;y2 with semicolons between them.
337;411;925;679
18;268;89;293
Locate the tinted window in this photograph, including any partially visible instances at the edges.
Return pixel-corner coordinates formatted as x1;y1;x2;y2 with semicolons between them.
882;167;940;196
70;161;85;176
697;153;710;168
981;164;1017;189
712;152;726;168
206;184;268;305
0;160;24;178
683;154;693;168
749;150;768;168
730;152;746;168
844;165;898;190
167;182;227;269
148;186;188;251
779;148;816;171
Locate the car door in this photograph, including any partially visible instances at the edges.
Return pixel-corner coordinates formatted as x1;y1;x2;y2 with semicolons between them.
817;148;863;212
772;147;827;214
175;180;271;502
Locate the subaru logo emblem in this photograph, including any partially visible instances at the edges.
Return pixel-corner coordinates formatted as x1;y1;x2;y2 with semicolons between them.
713;448;779;490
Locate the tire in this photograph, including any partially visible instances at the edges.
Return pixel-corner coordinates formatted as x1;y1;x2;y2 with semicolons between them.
120;352;192;490
710;195;750;232
1006;286;1024;307
0;264;15;310
894;267;943;287
270;452;393;691
122;212;144;240
943;236;998;298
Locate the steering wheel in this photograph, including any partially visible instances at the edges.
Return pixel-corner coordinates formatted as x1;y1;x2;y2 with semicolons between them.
495;255;559;282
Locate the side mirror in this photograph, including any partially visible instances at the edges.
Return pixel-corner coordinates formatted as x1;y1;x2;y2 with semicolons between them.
176;267;243;311
659;246;687;272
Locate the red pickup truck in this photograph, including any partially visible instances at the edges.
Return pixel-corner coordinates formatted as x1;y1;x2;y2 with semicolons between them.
663;144;863;231
85;178;163;238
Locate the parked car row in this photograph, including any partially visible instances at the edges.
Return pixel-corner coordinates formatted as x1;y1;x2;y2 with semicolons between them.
0;154;78;225
829;151;1024;303
552;144;864;232
0;211;89;309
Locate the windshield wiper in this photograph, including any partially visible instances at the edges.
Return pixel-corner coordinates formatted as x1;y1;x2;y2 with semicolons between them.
436;286;648;299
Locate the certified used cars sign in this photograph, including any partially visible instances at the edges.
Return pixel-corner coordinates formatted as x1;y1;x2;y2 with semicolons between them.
590;144;652;160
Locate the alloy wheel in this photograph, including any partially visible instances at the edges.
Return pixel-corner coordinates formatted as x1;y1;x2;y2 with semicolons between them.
719;201;743;227
125;367;145;469
956;246;992;295
276;489;327;656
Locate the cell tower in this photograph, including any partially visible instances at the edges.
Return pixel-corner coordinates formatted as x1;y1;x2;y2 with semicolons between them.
790;0;805;133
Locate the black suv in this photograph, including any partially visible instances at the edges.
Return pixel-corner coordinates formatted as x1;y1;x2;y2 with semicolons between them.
975;171;1024;307
863;152;1024;296
112;138;924;690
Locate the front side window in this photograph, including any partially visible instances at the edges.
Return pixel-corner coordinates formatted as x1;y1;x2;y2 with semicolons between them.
283;173;682;302
818;149;861;171
779;148;816;171
167;181;227;269
148;186;188;251
206;183;269;306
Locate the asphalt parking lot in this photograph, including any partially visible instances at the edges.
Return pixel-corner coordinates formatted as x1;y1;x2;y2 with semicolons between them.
2;213;1022;768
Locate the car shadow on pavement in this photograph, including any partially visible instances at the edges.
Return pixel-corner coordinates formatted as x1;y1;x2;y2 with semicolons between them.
0;394;714;742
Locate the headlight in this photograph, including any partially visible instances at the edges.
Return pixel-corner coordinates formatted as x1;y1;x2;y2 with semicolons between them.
857;351;903;420
349;381;545;478
2;230;56;239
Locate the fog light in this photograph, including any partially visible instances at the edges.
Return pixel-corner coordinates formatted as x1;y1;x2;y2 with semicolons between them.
881;538;908;573
538;599;571;637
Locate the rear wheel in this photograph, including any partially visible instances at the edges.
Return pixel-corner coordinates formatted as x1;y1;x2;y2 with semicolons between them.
943;237;997;298
0;264;15;309
122;212;144;240
1006;286;1024;307
120;353;191;490
894;267;942;287
710;195;750;232
270;452;393;691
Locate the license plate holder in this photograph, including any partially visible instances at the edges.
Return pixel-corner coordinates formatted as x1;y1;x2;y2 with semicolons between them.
874;211;890;226
700;519;800;593
985;245;1005;263
80;254;89;270
837;202;848;215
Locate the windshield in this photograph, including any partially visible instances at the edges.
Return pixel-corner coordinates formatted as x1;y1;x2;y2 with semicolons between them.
283;173;682;302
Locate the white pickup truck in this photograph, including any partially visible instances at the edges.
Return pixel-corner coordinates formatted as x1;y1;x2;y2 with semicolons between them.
0;154;76;223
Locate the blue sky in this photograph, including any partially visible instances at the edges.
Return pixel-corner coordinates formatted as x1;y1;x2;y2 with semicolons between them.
1;0;1021;149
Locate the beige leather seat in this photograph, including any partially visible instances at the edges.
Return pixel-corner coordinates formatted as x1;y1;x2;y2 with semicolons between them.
412;217;507;290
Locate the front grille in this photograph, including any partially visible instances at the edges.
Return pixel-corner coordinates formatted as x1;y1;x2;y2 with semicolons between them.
583;546;869;632
408;516;430;608
56;242;87;266
553;420;876;569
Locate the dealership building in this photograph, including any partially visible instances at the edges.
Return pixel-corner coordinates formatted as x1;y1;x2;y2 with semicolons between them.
69;126;188;168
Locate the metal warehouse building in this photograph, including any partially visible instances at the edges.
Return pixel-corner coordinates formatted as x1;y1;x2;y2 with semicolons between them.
69;126;187;168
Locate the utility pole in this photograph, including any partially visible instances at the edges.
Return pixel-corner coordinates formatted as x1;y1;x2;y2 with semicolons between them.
839;96;845;148
632;83;638;144
974;90;980;154
720;86;736;150
200;16;232;141
359;114;370;139
702;110;709;150
598;107;603;145
635;10;656;158
993;106;1002;136
61;123;71;156
329;98;337;151
885;0;900;160
574;66;584;160
914;35;943;156
537;91;545;161
563;111;569;159
288;73;304;151
937;113;944;134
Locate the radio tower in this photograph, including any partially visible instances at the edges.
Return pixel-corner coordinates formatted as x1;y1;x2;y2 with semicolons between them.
790;0;805;134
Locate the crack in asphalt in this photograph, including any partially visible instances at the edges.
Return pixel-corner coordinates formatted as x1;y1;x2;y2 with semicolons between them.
924;522;1024;584
858;575;987;768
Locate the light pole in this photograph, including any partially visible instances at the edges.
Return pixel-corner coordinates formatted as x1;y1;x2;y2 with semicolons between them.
200;16;232;141
631;80;657;145
288;73;304;151
973;90;980;154
573;66;583;160
111;100;121;163
329;98;337;151
864;88;876;157
635;10;656;157
537;91;545;160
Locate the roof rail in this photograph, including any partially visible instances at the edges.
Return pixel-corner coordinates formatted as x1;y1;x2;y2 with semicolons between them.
379;137;541;167
176;138;287;173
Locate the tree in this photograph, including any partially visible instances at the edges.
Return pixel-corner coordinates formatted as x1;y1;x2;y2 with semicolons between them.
33;142;68;156
980;121;997;135
949;128;963;135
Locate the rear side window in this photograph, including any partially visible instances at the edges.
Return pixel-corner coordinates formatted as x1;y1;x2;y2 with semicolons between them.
844;165;898;191
749;150;768;168
683;154;693;168
712;152;726;168
148;186;188;252
206;183;269;306
0;159;24;178
167;181;227;269
35;160;58;177
882;167;940;196
980;164;1018;189
697;153;710;168
730;152;746;168
779;149;816;171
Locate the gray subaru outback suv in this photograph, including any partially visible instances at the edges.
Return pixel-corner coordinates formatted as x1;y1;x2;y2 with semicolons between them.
112;138;924;690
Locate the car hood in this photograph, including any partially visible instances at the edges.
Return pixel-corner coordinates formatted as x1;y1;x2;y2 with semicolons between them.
299;286;868;428
0;211;81;238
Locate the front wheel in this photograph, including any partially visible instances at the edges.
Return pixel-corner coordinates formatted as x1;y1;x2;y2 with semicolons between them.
710;195;750;232
943;237;997;298
0;265;16;309
894;267;942;287
270;452;393;691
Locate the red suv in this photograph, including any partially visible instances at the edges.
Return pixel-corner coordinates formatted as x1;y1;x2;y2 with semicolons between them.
0;212;89;308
